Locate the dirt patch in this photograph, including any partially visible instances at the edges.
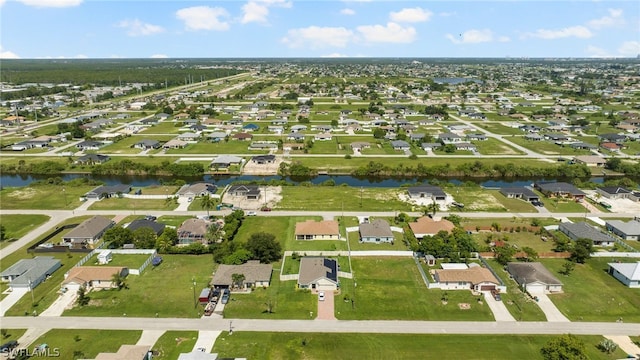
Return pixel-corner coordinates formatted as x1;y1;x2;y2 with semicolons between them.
458;303;471;310
8;188;38;199
466;193;505;211
242;157;284;175
497;145;519;155
175;337;191;346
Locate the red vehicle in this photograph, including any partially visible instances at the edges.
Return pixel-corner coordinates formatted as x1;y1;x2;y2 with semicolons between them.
261;206;272;212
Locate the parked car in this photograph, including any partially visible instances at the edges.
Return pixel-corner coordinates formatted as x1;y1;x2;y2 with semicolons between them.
318;291;325;301
221;293;230;304
491;289;501;301
246;211;257;216
0;340;18;352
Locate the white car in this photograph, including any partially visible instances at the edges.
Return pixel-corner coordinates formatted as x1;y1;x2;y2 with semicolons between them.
246;211;257;216
318;292;325;301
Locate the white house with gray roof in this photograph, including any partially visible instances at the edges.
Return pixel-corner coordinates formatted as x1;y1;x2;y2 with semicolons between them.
607;262;640;288
558;221;615;246
0;256;62;290
605;219;640;241
62;215;115;247
359;219;394;243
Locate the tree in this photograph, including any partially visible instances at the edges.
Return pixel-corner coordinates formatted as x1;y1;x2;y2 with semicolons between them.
559;261;575;276
598;338;618;354
246;232;282;263
424;201;439;216
540;334;587;360
222;249;252;265
521;247;539;262
231;273;246;289
0;224;5;242
200;194;216;217
103;226;133;248
76;285;90;306
156;227;178;252
372;127;386;139
133;227;157;249
570;238;593;264
494;244;516;266
111;272;127;290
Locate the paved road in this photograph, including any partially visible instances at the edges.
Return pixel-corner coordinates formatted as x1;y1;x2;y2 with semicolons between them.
2;316;639;336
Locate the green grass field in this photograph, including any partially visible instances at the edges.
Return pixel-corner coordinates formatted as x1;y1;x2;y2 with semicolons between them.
88;197;175;211
0;214;49;249
212;332;625;360
336;257;494;320
540;258;640;322
474;138;526;155
277;186;412;212
151;331;198;360
0;185;94;210
0;329;26;343
63;254;215;318
28;329;142;360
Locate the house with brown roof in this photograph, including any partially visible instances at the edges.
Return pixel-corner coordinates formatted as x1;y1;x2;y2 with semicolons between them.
62;216;115;248
359;219;394;243
295;220;340;240
434;264;501;291
62;266;128;291
409;216;455;238
177;218;211;245
232;132;253;141
297;257;339;291
211;260;272;289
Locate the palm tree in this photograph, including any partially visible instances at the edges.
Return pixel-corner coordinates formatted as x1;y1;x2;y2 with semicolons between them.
424;201;439;217
200;194;215;217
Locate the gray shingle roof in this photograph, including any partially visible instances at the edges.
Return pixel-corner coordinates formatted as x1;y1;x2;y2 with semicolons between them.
507;262;562;286
298;257;338;286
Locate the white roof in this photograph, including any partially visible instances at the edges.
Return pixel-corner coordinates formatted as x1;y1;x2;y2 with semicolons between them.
441;263;469;270
609;262;640;281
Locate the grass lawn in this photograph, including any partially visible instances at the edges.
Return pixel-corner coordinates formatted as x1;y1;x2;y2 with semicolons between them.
151;331;198;360
139;121;183;134
477;123;526;135
277;186;412;212
540;258;640;322
83;253;151;269
490;190;537;213
222;270;317;319
88;197;175;211
336;257;494;320
487;260;547;321
0;214;50;250
473;231;556;253
63;254;215;318
0;329;26;343
213;332;624;360
0;184;94;210
508;137;592;156
134;185;179;195
623;240;640;251
451;187;510;212
158;215;194;228
346;228;409;251
544;199;589;213
28;329;141;360
99;135;175;154
474;138;526;155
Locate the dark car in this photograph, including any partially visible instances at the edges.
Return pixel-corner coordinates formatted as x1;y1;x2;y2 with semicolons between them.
221;293;230;304
0;340;18;352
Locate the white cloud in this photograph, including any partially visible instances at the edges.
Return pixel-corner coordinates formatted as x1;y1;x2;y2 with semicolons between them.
446;29;494;44
340;8;355;15
322;53;349;58
439;11;456;17
618;41;640;57
176;6;230;31
281;26;354;49
522;26;593;39
586;45;611;57
357;22;416;43
0;45;19;59
498;36;511;43
117;19;164;37
588;8;624;29
0;0;6;7
17;0;81;7
241;0;291;24
150;54;168;58
389;7;432;23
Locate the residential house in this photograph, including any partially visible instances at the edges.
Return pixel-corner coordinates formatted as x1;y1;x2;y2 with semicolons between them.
248;142;278;151
409;216;455;238
499;187;540;202
90;345;151;360
434;264;501;291
438;132;463;144
243;123;259;132
421;143;442;151
177;218;211;245
76;140;104;151
351;142;370;152
534;182;586;200
232;132;253;141
211;260;272;289
75;154;110;165
407;185;447;202
569;142;597;151
251;154;276;164
596;187;638;201
467;134;487;141
177;132;200;142
524;134;544;141
62;266;128;291
600;142;623;152
359;219;394;243
507;262;563;294
558;221;615;246
598;133;626;144
126;219;166;236
573;155;606;167
295;220;340;240
287;133;305;142
0;256;62;290
207;132;227;142
162;139;188;149
84;184;132;199
297;257;339;291
227;185;261;200
176;183;218;198
607;262;640;288
390;140;411;151
62;215;115;247
133;139;161;150
605;219;640;241
290;125;307;133
314;133;332;141
211;155;243;169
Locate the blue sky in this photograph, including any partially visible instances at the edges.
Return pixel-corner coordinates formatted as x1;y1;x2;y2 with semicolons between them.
1;0;638;59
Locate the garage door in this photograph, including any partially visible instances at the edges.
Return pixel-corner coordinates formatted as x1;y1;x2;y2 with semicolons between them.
479;285;495;291
525;283;545;294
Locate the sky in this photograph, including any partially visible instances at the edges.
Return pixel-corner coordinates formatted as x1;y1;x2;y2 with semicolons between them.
0;0;638;59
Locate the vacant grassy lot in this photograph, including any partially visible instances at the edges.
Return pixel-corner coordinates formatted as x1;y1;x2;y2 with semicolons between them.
540;258;640;322
99;135;175;154
222;271;317;319
451;187;509;212
477;123;525;135
88;197;175;211
212;332;624;360
157;215;194;228
474;138;526;155
336;257;494;320
543;198;588;213
0;214;49;249
28;329;141;360
151;331;198;360
508;137;592;156
473;230;555;253
487;260;547;321
0;184;94;209
278;186;412;212
63;254;215;318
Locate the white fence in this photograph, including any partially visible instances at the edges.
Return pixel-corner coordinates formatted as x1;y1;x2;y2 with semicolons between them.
284;250;414;257
72;249;157;275
591;252;640;258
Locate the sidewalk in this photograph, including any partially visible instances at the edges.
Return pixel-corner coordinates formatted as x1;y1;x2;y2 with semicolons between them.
604;335;640;359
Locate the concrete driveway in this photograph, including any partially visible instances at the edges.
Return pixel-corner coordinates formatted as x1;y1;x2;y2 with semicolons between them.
604;335;640;358
137;330;165;346
482;292;515;322
39;289;76;317
0;288;28;316
316;291;336;320
175;197;191;211
191;330;221;353
535;294;570;322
